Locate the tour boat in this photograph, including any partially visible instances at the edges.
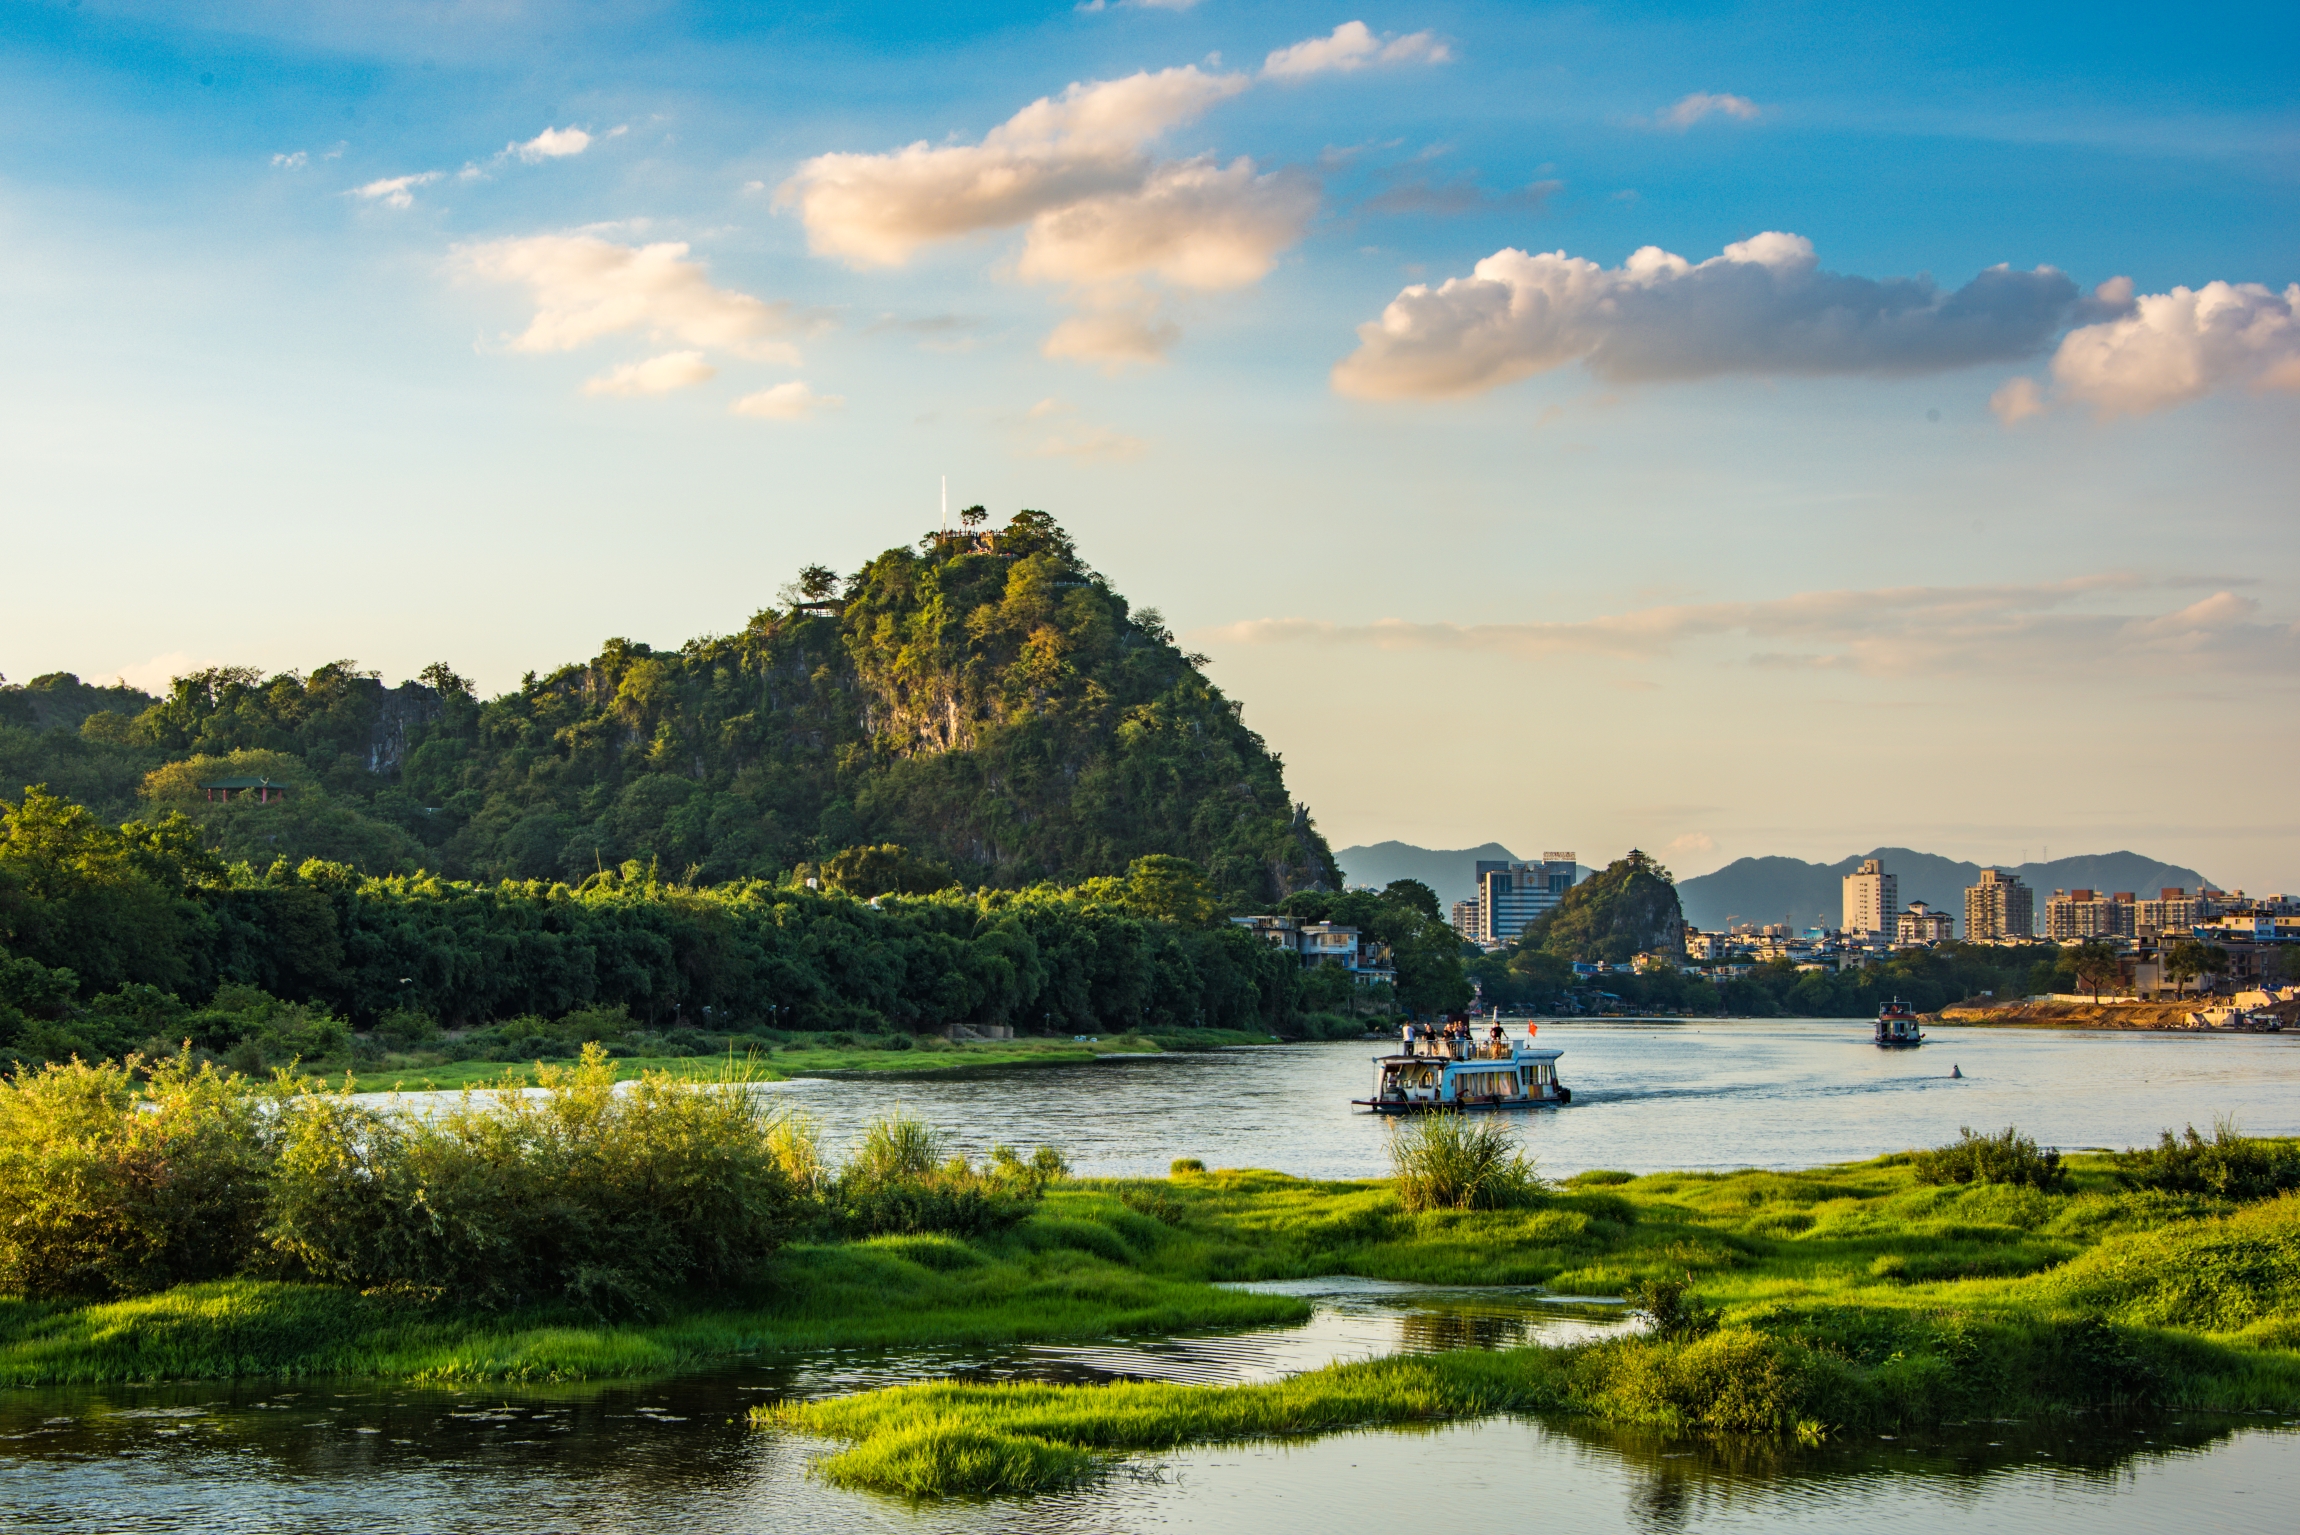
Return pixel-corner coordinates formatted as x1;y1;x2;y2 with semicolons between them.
1874;999;1924;1047
1353;1034;1570;1114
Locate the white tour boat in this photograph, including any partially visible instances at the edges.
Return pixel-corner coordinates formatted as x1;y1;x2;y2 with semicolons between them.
1353;1027;1570;1114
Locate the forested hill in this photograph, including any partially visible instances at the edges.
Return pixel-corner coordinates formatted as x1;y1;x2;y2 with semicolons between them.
0;511;1337;905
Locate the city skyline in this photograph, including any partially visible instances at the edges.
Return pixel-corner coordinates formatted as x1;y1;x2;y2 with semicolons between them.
2;1;2293;887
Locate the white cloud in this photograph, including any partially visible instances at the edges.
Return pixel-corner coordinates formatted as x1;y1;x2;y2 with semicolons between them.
271;151;307;169
1333;233;2082;399
2011;280;2300;420
1262;22;1451;81
1198;576;2298;680
1017;156;1317;291
460;235;802;361
731;381;843;420
783;64;1314;364
582;351;717;397
780;66;1249;267
352;172;441;209
1669;832;1717;855
510;126;592;162
1657;92;1761;129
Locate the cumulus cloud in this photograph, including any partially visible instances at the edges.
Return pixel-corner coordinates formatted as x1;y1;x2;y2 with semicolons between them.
1017;156;1317;290
352;172;440;209
1199;576;2298;680
1262;21;1452;80
780;66;1249;267
1657;92;1760;129
582;351;717;397
1998;280;2300;422
511;126;592;162
783;64;1320;364
460;235;801;361
1333;233;2082;399
731;381;843;420
271;150;307;169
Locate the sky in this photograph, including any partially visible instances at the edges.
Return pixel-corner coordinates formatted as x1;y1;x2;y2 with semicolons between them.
1;1;2295;888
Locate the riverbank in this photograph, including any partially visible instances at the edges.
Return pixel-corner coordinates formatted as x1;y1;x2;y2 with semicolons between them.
324;1027;1311;1095
1931;998;2297;1031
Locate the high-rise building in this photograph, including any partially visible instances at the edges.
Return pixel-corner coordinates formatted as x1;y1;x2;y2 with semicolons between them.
1842;858;1898;937
1964;868;2034;940
1449;899;1481;941
1473;854;1580;945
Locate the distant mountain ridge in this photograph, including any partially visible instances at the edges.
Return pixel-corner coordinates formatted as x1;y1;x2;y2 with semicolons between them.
1676;848;2219;933
1334;842;1596;906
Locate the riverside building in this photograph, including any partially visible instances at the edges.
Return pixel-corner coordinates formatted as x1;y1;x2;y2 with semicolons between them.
1842;859;1898;938
1964;868;2035;941
1896;901;1954;945
2046;889;2138;941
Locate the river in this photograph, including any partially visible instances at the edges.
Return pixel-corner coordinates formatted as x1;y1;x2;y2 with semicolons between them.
4;1020;2295;1532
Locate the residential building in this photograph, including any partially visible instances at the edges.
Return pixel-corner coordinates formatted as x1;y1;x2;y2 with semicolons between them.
1896;901;1953;945
1230;915;1395;985
1472;853;1580;945
2046;889;2138;941
1229;915;1298;952
1964;868;2034;941
1449;900;1481;941
1842;858;1898;938
2137;888;2244;935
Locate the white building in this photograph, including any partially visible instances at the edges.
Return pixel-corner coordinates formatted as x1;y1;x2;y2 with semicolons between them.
1895;901;1953;945
1842;858;1898;938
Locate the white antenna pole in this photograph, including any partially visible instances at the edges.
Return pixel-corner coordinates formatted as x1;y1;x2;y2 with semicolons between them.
940;474;948;532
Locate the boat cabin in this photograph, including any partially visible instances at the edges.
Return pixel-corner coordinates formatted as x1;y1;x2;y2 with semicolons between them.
1875;999;1923;1046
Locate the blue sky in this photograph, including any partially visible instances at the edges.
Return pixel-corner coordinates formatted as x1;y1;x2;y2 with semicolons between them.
3;1;2295;886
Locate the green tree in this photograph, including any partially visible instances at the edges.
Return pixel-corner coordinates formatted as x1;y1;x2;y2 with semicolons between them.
2164;940;2206;999
2071;940;2121;1001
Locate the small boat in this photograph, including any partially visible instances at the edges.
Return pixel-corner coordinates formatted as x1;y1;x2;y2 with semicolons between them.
1353;1033;1569;1114
1875;999;1924;1048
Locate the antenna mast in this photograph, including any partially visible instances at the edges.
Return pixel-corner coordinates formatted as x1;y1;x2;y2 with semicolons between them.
940;474;948;533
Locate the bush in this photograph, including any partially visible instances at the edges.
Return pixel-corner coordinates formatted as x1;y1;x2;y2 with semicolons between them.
1624;1270;1719;1341
829;1113;1061;1239
1911;1125;2065;1191
2115;1121;2300;1201
1387;1112;1546;1213
264;1044;797;1312
0;1050;274;1298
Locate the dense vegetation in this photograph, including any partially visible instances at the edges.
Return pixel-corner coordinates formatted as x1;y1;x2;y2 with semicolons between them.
0;1047;1070;1313
0;512;1335;900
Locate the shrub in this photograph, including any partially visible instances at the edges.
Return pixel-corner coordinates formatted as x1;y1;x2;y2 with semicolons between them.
1624;1270;1720;1341
1387;1112;1546;1213
829;1113;1060;1239
1169;1157;1205;1175
2115;1121;2300;1201
1911;1125;2065;1191
264;1044;797;1312
0;1050;274;1298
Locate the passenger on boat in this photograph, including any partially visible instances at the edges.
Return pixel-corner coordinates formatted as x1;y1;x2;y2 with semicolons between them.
1400;1020;1416;1056
1487;1020;1507;1058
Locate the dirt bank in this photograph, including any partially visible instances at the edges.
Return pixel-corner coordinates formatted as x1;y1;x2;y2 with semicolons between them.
1930;998;2296;1032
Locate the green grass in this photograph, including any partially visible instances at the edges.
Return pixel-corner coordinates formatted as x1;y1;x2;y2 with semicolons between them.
769;1152;2300;1495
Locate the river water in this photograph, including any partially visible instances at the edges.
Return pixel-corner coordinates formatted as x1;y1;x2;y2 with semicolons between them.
5;1020;2296;1532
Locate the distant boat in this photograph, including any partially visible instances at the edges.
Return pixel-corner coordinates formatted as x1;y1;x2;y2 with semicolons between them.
1353;1030;1569;1113
1875;999;1924;1048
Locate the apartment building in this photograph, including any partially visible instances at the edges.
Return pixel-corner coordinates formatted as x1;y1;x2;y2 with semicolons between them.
1450;900;1481;942
1896;901;1954;944
1842;858;1898;937
2045;889;2138;941
1963;868;2035;941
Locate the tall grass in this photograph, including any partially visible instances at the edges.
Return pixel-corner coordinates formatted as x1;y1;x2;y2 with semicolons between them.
1387;1112;1545;1213
2114;1121;2300;1202
828;1112;1067;1239
1911;1125;2065;1190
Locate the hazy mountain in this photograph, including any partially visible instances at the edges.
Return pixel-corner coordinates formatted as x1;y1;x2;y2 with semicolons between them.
1334;842;1601;906
1676;848;2219;932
